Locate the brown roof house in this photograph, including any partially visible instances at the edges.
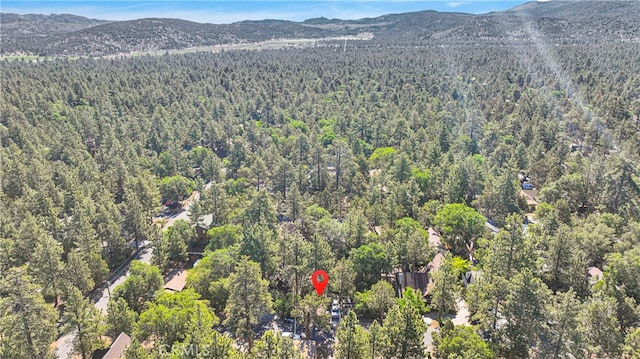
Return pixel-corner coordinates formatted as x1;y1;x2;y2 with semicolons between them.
425;252;445;297
427;227;444;250
520;189;540;212
94;332;131;359
395;269;429;297
164;269;188;292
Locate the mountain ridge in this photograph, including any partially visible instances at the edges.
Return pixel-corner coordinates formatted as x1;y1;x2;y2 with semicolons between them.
0;12;110;36
2;1;639;57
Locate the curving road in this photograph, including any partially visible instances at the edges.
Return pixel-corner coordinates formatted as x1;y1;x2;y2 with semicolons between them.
55;184;210;358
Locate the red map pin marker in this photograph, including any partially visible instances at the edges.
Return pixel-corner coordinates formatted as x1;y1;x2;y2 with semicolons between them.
311;270;329;296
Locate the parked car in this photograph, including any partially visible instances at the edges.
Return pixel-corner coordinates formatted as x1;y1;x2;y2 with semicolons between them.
521;182;534;190
331;307;341;322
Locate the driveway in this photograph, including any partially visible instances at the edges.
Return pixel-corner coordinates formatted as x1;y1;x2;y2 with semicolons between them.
423;298;471;356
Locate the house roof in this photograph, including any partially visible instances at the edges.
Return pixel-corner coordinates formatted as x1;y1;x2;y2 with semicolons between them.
428;253;445;272
520;189;539;204
396;271;429;296
163;270;187;292
427;227;443;248
196;214;214;229
373;226;383;236
588;267;603;279
425;253;446;295
102;332;131;359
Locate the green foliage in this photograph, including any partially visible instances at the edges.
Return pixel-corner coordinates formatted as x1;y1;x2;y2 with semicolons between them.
106;297;138;339
495;269;551;358
113;260;163;313
369;147;397;167
368;319;387;359
154;219;194;271
369;280;398;320
159;175;195;202
382;301;427;359
623;327;640;359
303;204;332;222
335;311;369;359
224;258;273;347
62;286;105;359
251;330;301;359
350;243;392;291
473;170;520;226
393;218;433;271
186;247;238;310
433;322;494;359
206;224;242;250
0;267;58;359
292;293;331;339
124;338;152;359
354;280;396;320
136;289;219;348
277;229;311;299
430;253;462;319
1;29;639;358
541;289;586;358
434;203;486;258
329;259;356;299
29;233;65;305
581;293;624;358
398;287;429;315
65;251;95;294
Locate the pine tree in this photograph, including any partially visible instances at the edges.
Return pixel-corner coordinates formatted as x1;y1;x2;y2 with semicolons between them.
224;258;273;349
330;258;356;304
251;330;301;359
278;229;311;300
62;286;105;359
367;320;387;359
581;293;623;358
29;233;65;306
0;267;58;359
335;311;369;359
106;297;138;339
540;289;586;358
431;253;461;321
382;302;427;359
432;321;494;359
495;269;550;358
292;293;331;340
65;250;96;294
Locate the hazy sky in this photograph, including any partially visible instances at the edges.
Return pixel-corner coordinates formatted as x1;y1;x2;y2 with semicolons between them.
2;1;531;23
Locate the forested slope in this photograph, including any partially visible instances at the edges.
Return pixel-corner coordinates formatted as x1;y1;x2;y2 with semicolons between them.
1;10;640;359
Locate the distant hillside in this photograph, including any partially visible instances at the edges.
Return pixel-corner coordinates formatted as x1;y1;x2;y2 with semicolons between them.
0;13;110;36
1;1;639;56
0;17;334;56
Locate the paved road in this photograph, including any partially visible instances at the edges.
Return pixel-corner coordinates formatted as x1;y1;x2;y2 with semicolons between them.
55;184;210;358
55;244;154;359
157;182;211;230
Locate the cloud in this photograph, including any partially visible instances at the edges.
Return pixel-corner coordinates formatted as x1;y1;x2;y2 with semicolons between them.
447;2;468;8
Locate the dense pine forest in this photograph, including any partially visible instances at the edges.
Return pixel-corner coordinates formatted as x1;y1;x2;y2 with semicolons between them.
1;18;640;359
